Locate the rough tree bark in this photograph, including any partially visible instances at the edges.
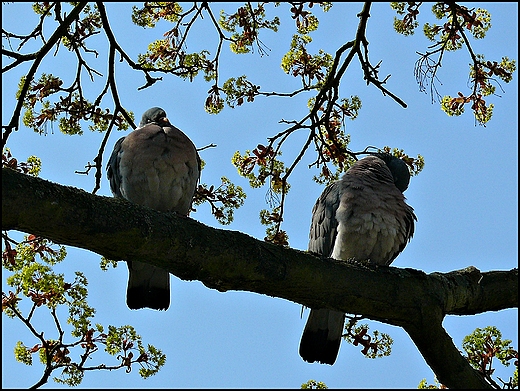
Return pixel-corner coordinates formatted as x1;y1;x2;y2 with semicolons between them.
2;167;518;388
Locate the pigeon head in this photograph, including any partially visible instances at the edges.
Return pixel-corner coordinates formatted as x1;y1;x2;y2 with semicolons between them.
373;152;411;192
139;107;168;127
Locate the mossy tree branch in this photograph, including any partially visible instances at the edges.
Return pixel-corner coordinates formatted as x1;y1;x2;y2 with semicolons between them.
3;167;517;388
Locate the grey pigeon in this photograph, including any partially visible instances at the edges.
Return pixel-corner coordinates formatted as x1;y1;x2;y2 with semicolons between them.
299;153;416;364
107;107;201;310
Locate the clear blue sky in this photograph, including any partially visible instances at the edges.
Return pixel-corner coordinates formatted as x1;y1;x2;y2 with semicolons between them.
2;2;518;388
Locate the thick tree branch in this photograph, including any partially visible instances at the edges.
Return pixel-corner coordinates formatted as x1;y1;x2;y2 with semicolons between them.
2;168;518;389
404;314;492;388
2;167;516;316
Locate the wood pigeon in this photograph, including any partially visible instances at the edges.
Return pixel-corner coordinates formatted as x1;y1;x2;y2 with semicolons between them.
107;107;201;310
299;153;416;365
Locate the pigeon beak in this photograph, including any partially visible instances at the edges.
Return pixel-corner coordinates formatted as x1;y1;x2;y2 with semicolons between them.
161;117;170;125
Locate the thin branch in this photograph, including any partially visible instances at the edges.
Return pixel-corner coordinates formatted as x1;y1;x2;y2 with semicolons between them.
275;128;316;233
2;2;89;150
197;143;217;152
91;113;119;194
